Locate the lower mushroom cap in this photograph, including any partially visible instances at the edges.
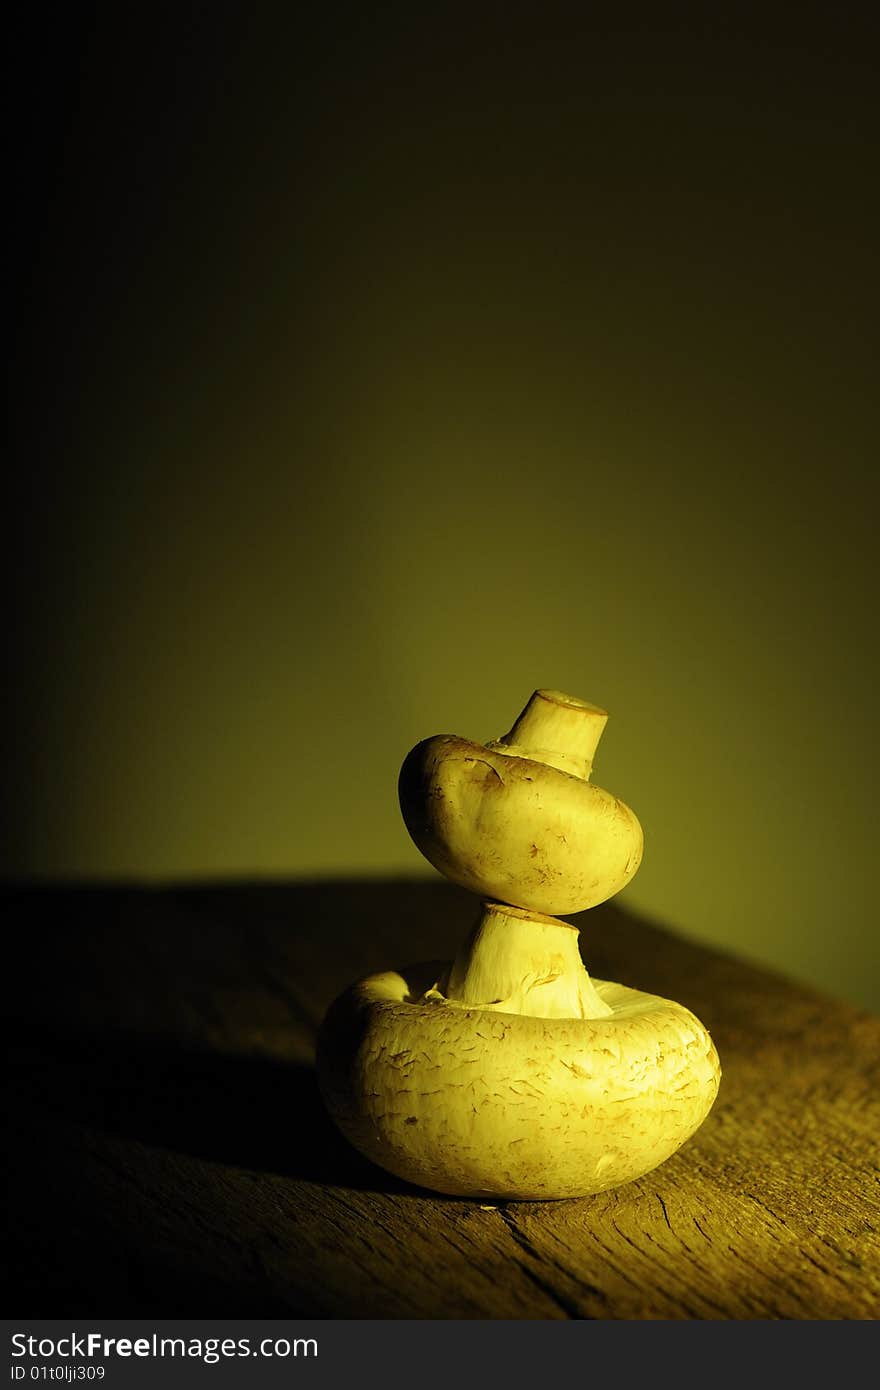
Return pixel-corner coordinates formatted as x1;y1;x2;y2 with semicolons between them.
317;963;721;1200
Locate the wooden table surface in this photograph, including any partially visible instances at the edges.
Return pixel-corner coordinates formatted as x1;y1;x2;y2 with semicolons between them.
5;879;879;1319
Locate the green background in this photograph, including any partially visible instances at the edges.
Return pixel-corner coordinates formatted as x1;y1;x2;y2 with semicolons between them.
9;7;877;1011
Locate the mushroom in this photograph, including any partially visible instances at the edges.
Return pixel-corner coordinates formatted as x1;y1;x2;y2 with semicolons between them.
398;689;643;916
318;690;720;1199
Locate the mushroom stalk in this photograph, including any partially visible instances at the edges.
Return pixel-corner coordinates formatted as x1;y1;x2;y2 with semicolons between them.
488;688;609;780
439;901;613;1020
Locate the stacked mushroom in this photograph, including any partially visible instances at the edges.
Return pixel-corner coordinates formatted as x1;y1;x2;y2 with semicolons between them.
318;690;720;1199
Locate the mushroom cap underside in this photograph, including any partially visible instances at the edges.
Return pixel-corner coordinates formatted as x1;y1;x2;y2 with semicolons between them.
317;963;720;1200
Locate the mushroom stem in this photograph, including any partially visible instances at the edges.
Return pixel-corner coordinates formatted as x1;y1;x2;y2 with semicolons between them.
441;901;613;1020
487;688;608;780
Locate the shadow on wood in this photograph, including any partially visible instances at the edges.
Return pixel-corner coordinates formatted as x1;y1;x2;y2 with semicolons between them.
8;1028;422;1195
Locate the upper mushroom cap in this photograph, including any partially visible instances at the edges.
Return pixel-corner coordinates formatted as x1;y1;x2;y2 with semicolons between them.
398;727;643;916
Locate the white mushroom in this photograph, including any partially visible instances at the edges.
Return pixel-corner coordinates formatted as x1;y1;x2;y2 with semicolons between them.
318;899;720;1199
318;689;721;1200
398;689;643;916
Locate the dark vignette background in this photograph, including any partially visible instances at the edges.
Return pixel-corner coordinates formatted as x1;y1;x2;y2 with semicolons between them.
7;2;879;1013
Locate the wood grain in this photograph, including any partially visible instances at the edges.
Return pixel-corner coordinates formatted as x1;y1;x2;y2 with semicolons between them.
4;879;878;1318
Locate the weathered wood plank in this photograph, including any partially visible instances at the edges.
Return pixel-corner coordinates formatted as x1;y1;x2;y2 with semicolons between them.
4;880;879;1318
